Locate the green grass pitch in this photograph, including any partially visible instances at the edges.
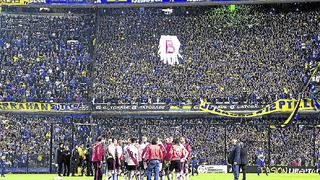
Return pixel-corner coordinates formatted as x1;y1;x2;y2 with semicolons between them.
0;173;319;180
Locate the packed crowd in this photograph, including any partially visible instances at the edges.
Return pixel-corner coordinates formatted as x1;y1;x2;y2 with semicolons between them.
1;114;319;173
0;14;95;103
226;124;269;166
92;5;320;104
0;3;319;174
0;5;318;104
270;125;315;167
0;114;51;169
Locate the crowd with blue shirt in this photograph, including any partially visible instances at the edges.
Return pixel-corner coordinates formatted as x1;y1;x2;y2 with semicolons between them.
0;14;94;103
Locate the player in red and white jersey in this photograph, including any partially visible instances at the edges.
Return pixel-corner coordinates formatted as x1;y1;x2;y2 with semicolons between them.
180;137;191;180
158;139;167;180
122;139;130;180
124;138;139;180
140;136;150;158
118;139;126;177
92;136;103;180
106;138;123;180
103;138;111;179
162;137;173;180
165;137;173;161
168;139;188;180
133;141;142;180
139;136;149;179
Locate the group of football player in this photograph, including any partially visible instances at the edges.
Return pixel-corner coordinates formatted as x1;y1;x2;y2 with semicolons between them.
92;136;192;180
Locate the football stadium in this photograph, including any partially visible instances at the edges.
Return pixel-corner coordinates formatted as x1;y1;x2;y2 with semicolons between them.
0;0;320;180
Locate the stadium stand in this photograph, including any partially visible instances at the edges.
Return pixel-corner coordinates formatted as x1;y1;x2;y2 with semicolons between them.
1;114;319;173
0;3;319;174
0;14;95;103
270;125;315;167
92;6;320;104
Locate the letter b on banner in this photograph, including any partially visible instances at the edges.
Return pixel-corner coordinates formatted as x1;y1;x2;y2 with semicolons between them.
166;40;175;54
158;35;183;65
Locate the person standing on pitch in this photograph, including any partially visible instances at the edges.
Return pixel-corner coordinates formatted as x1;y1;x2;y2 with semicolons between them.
92;136;103;180
191;153;199;176
144;137;164;180
317;162;320;175
168;139;188;180
230;139;240;180
78;144;86;176
139;136;150;179
85;144;93;176
125;138;139;180
107;138;123;180
104;138;112;179
134;142;142;180
63;146;71;176
71;144;80;176
317;158;320;175
180;137;191;180
164;137;173;180
55;143;65;177
158;139;167;180
0;153;6;177
239;142;248;180
317;149;320;175
256;147;268;176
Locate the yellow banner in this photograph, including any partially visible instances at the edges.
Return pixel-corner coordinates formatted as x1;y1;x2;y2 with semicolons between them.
200;99;317;118
0;0;29;6
0;102;84;111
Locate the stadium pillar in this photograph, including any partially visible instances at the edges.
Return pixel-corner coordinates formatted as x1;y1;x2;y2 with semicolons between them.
26;153;29;174
72;122;75;150
49;123;53;174
90;115;94;144
268;127;271;164
224;125;227;163
138;125;142;143
181;124;184;136
313;126;316;163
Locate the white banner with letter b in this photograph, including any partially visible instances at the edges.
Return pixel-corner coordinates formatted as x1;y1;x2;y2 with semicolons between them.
158;35;183;65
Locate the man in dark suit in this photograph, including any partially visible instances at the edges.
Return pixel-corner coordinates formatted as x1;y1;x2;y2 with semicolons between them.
71;144;80;176
55;143;65;177
63;146;71;176
239;142;248;180
85;144;93;176
228;139;240;180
